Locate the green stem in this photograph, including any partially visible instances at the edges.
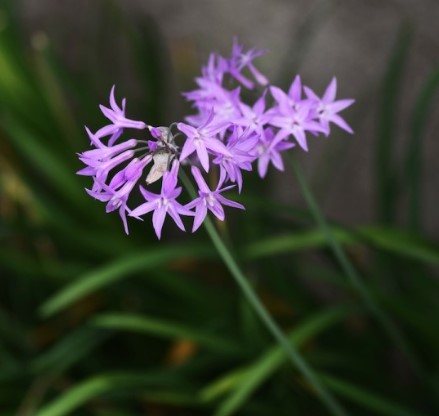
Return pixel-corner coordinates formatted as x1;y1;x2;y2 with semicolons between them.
180;170;349;416
288;155;423;377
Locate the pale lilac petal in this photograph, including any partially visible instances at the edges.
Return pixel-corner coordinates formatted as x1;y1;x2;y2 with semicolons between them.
177;122;198;138
109;85;120;112
205;137;230;156
330;114;354;134
180;139;196;162
191;167;210;193
196;143;210;172
193;204;208;232
323;77;337;103
258;154;269;178
209;201;225;220
288;75;302;102
167;204;186;232
119;205;129;235
95;124;118;140
271;151;284;171
152;206;167;239
216;195;245;210
331;99;355;113
130;200;157;218
293;129;308;151
248;63;268;86
304;86;320;101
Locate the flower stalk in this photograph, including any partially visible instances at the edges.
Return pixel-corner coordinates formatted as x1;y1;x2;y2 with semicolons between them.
179;169;349;416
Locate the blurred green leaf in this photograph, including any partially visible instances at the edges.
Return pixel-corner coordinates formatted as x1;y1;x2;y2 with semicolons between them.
93;312;240;354
31;327;109;375
202;307;353;416
34;372;177;416
376;23;412;224
246;226;439;264
0;115;84;208
320;373;424;416
40;244;216;317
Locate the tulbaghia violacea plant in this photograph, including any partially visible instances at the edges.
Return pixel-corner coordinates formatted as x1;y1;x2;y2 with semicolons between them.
77;39;354;239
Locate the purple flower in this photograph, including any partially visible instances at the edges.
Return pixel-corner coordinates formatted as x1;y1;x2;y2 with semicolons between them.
78;42;354;239
232;91;272;135
97;85;147;144
212;127;258;192
177;113;231;172
86;156;151;234
201;53;227;84
256;128;295;178
186;166;244;232
77;131;138;190
227;38;268;89
129;161;193;239
269;87;326;151
304;78;355;136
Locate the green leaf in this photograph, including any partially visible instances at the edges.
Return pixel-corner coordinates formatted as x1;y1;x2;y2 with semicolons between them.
31;327;109;375
357;226;439;264
245;226;439;265
202;307;353;416
245;228;351;259
376;23;412;224
0;116;84;207
92;312;240;354
320;373;424;416
39;244;216;317
34;372;175;416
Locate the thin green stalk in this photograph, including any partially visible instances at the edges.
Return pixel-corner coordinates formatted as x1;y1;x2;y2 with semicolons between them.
179;170;349;416
288;155;423;377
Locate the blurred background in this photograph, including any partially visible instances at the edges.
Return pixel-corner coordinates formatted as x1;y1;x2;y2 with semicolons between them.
1;0;439;415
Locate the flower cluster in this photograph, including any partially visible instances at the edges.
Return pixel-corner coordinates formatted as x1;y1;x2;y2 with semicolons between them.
77;39;354;239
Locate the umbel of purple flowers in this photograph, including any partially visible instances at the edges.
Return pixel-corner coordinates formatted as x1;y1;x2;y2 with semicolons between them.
78;39;354;239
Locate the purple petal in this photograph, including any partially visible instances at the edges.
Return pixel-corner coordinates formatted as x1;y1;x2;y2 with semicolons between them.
191;166;210;193
209;200;225;220
152;206;167;239
196;142;210;172
130;200;157;218
216;194;245;211
331;99;355;113
293;129;308;151
167;204;186;232
180;138;196;162
288;75;302;102
193;203;207;232
330;114;354;134
177;122;198;139
109;85;120;112
323;77;337;103
258;154;269;178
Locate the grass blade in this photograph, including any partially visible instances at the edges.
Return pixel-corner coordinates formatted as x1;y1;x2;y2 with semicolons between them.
180;170;349;416
376;24;412;224
39;244;216;317
93;313;240;354
289;155;424;383
204;307;352;416
34;372;175;416
245;226;439;264
320;373;425;416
